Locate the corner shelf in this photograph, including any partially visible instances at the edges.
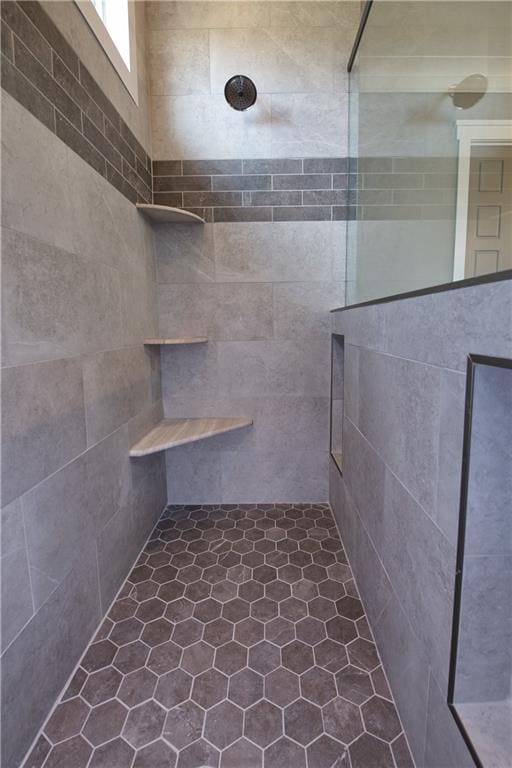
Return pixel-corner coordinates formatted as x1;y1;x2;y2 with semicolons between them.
144;338;208;346
136;204;205;224
129;417;253;457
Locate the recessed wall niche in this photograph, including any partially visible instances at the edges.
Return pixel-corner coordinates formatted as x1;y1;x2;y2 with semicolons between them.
330;334;344;474
449;354;512;768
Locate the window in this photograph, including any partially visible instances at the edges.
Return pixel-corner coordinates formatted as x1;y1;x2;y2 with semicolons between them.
76;0;138;103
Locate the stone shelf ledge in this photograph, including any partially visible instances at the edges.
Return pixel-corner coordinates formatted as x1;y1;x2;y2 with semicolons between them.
129;417;253;457
144;338;208;346
136;204;205;224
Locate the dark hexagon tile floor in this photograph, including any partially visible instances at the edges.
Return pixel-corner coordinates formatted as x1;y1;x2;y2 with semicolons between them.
25;504;415;768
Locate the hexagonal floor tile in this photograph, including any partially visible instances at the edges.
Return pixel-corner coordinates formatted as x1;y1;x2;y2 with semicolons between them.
44;698;90;744
300;667;337;706
296;616;326;646
307;734;347;768
264;737;306;768
193;597;222;623
191;668;228;709
265;616;294;647
43;736;92;768
147;640;182;675
326;616;357;645
172;618;203;648
347;638;380;672
279;597;307;622
203;617;234;647
118;667;157;707
114;701;163;751
235;617;264;647
265;667;300;707
284;698;323;746
282;641;314;674
349;732;394;768
81;667;122;706
181;641;215;676
244;700;283;747
90;738;135;768
204;700;243;749
361;695;402;742
163;700;204;751
176;738;219;768
82;700;128;746
154;669;192;708
248;641;280;675
215;641;247;674
37;504;409;768
221;738;262;768
336;595;365;621
335;665;374;705
133;739;177;768
141;618;173;647
250;597;279;623
112;641;149;674
323;696;364;744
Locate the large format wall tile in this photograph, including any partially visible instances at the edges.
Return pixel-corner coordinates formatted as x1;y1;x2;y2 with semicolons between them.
331;279;512;768
151;93;272;160
273;282;343;338
82;347;154;446
214;221;339;283
374;594;430;766
158;283;274;341
271;92;348;158
216;340;330;398
456;554;512;703
155;222;215;284
220;447;329;502
1;358;87;506
22;457;95;589
166;447;223;504
165;395;329;454
2;227;123;366
1;543;101;768
146;1;271;30
424;674;475;768
356;348;441;516
1;16;164;768
149;29;210;96
0;499;33;652
210;27;341;94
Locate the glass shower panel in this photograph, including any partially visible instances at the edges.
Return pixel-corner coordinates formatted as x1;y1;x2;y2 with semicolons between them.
347;1;512;305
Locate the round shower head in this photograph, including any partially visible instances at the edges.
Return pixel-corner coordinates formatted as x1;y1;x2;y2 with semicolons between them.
224;75;257;111
448;74;488;109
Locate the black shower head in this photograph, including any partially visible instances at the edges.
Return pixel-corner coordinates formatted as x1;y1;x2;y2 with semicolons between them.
224;75;257;111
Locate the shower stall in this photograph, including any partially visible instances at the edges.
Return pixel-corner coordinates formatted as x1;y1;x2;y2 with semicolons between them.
346;0;512;304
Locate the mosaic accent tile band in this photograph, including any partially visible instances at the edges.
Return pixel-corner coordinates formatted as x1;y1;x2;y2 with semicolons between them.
0;1;152;205
24;504;415;768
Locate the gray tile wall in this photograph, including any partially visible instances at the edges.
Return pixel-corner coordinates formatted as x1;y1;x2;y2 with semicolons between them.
156;220;345;503
329;277;512;767
1;77;165;768
146;1;359;160
1;1;152;204
455;363;512;704
146;2;354;504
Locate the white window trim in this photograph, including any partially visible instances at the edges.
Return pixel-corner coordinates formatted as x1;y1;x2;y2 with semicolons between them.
453;119;512;281
75;0;138;105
